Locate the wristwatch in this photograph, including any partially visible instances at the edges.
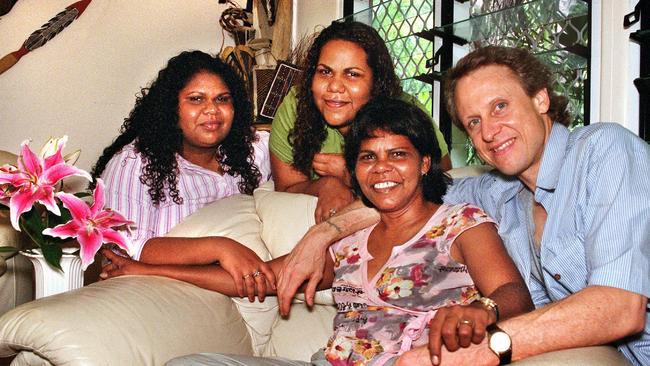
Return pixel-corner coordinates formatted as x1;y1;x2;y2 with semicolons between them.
487;324;512;365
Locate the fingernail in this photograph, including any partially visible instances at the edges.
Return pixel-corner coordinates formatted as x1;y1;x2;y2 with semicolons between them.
432;355;439;365
99;272;107;279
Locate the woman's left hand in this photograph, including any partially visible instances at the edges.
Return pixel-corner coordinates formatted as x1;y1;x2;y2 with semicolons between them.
100;249;149;279
312;153;351;185
213;239;276;302
313;176;355;223
428;303;493;365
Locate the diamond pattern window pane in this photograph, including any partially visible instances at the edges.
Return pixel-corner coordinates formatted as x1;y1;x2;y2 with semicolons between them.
341;0;435;115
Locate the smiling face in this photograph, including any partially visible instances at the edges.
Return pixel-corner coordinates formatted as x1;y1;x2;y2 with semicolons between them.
354;130;431;213
311;39;374;135
177;71;234;158
454;65;553;188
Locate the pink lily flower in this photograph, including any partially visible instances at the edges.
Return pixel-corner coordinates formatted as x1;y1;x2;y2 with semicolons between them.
0;139;91;231
43;179;133;270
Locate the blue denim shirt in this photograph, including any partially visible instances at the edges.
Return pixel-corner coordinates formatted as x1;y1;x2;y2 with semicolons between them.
445;123;650;365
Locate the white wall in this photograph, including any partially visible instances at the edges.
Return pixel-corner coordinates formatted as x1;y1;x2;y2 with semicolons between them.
592;0;640;132
0;1;234;172
293;0;343;46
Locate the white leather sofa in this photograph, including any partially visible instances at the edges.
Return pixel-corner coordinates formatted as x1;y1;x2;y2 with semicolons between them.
0;176;629;366
0;150;34;317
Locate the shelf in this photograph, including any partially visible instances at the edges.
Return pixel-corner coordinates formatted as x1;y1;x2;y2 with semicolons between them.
630;29;650;44
413;72;443;84
416;28;468;45
534;48;587;72
635;77;650;95
431;0;588;51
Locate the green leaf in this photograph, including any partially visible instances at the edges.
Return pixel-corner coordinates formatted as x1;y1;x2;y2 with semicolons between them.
74;191;92;199
18;208;46;246
50;201;72;226
41;244;63;272
0;246;19;259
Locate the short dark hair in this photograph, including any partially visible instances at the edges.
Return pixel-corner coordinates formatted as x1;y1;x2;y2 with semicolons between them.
444;46;571;130
290;21;402;177
344;97;451;206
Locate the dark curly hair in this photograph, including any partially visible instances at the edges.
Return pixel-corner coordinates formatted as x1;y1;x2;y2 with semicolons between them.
444;46;571;130
290;21;402;176
91;50;261;205
345;97;451;206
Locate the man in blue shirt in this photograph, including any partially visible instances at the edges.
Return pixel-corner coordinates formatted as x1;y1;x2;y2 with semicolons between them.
276;46;649;365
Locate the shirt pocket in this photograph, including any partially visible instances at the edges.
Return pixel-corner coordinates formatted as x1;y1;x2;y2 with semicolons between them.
541;234;588;300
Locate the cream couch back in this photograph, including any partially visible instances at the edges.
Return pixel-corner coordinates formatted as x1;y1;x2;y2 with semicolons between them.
164;181;336;360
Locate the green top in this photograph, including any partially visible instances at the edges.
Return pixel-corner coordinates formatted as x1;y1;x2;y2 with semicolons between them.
269;87;449;175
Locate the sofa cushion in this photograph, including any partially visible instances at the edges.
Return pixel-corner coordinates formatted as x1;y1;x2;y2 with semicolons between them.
253;181;334;306
165;193;277;356
0;276;254;365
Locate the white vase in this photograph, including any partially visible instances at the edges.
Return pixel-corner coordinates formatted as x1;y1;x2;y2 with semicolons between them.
21;247;84;299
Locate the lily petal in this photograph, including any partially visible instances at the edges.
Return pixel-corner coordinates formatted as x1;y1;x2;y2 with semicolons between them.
34;186;61;216
102;230;133;256
95;209;133;227
8;189;38;230
43;221;82;239
90;179;105;215
56;192;90;221
42;164;91;185
39;136;68;160
18;140;43;177
76;228;103;270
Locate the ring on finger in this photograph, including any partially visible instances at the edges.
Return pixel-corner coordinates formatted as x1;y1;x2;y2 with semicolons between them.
457;319;475;329
329;208;337;217
242;273;253;280
252;270;263;278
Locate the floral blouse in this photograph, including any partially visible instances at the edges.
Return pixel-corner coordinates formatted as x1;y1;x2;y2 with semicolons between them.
324;204;495;366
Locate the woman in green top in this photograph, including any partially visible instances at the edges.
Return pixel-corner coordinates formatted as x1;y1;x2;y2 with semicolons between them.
270;21;450;223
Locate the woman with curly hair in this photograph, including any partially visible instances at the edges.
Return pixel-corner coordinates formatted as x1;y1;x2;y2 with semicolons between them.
270;21;451;223
93;51;274;295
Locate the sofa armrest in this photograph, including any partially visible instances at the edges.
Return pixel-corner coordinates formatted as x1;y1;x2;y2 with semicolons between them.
0;275;254;366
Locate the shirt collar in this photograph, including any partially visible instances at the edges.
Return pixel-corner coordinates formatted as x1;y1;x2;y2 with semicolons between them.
535;123;570;191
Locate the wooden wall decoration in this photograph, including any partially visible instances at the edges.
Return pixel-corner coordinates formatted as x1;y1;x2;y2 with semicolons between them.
0;0;92;75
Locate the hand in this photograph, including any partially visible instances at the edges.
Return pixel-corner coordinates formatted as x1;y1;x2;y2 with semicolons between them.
314;176;354;224
276;226;330;316
100;248;150;278
428;303;494;365
215;240;276;302
312;153;350;184
398;342;498;366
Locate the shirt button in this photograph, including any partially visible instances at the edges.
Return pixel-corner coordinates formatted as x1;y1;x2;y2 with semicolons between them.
553;273;561;281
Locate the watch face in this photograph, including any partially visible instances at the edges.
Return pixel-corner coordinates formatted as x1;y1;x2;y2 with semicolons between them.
490;332;512;353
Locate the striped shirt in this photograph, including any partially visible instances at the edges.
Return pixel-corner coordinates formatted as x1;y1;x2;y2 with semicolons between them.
445;123;650;365
101;131;271;260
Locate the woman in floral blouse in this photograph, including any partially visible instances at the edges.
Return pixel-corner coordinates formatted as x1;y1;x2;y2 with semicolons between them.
103;97;533;366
